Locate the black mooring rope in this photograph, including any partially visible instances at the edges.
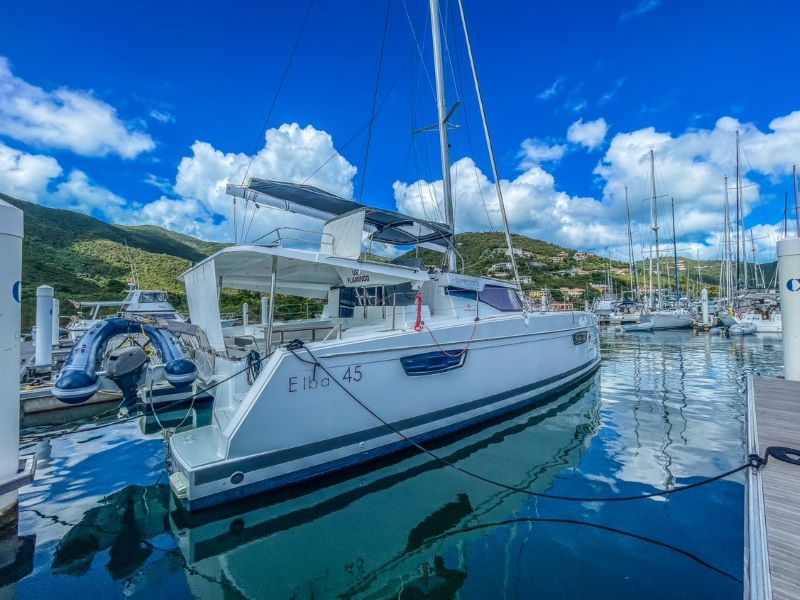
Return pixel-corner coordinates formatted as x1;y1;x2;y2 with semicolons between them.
285;339;794;503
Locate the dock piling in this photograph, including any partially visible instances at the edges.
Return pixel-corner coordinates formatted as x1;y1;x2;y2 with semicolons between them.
777;238;800;380
51;298;59;348
34;285;53;368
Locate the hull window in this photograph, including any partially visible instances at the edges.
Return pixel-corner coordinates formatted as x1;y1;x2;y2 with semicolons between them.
573;331;588;345
400;350;467;376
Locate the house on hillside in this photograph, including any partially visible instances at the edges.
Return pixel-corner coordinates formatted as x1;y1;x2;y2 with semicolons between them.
488;262;512;273
528;261;547;268
574;251;592;261
550;251;569;264
559;287;583;298
504;247;534;259
591;284;610;293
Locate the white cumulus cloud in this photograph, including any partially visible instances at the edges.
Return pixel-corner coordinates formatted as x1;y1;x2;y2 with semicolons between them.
50;170;128;219
142;122;359;241
567;117;609;150
0;141;62;201
0;56;154;158
518;139;567;166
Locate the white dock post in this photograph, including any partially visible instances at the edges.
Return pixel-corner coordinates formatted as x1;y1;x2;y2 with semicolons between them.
0;199;23;517
34;285;53;368
778;238;800;381
701;288;709;325
261;296;269;325
0;199;36;583
242;302;249;326
51;297;60;347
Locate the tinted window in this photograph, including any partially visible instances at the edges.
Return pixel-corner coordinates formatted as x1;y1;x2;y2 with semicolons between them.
447;285;523;312
338;287;357;318
139;292;168;303
337;286;386;317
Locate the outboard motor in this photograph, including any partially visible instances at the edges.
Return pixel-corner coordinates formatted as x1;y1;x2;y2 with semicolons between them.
718;312;737;329
106;346;148;412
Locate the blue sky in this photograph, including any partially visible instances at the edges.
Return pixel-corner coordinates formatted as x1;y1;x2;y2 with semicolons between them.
0;0;798;262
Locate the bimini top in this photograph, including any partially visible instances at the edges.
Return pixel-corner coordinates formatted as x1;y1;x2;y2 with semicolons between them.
226;178;452;248
180;245;430;299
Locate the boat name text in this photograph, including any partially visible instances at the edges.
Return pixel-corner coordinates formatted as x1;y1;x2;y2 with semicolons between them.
289;364;363;392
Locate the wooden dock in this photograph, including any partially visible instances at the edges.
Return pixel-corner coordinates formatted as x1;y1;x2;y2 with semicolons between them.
745;375;800;600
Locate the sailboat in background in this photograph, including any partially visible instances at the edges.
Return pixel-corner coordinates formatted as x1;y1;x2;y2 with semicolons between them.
624;150;693;331
726;131;780;334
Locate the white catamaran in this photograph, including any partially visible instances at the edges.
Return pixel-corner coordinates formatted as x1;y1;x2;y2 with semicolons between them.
166;0;600;510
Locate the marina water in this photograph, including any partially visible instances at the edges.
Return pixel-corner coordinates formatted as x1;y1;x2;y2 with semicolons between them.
12;330;782;599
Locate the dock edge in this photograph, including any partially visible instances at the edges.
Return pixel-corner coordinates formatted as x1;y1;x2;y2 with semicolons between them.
744;373;772;600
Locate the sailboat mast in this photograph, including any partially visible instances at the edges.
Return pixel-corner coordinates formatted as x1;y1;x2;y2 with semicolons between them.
625;186;636;297
735;130;741;291
456;0;520;287
723;176;733;302
785;191;789;238
648;243;653;308
650;149;662;310
750;230;760;288
794;164;800;237
429;0;457;272
671;197;680;300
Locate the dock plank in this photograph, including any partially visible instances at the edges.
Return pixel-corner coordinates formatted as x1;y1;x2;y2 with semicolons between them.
747;375;800;600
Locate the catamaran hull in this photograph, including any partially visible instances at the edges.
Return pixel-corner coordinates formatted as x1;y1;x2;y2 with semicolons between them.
168;313;600;511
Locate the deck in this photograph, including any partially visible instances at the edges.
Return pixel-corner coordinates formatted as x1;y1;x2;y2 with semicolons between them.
745;374;800;600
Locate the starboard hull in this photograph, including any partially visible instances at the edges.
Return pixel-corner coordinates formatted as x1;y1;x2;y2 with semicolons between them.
168;313;601;510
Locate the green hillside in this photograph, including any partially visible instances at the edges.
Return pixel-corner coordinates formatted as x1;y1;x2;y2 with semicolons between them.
413;231;725;303
4;193;756;327
1;194;225;327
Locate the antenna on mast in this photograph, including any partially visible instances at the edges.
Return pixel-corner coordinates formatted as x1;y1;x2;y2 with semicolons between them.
794;164;799;237
124;239;139;290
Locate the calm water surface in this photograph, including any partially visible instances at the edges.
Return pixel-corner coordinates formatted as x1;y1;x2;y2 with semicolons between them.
9;331;784;599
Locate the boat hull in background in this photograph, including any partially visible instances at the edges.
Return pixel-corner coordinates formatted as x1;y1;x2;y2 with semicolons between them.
649;311;693;330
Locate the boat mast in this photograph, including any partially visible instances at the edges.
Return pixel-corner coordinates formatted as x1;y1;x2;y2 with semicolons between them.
735;130;741;292
650;149;662;310
794;164;800;237
785;191;789;238
625;186;637;298
723;175;733;302
456;0;520;287
648;241;653;309
670;197;680;301
750;230;761;289
429;0;457;272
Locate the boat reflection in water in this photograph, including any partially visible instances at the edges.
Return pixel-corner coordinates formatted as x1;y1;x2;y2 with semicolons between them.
50;374;601;599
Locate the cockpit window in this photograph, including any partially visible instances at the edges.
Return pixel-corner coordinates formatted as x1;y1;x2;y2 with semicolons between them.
138;292;169;303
